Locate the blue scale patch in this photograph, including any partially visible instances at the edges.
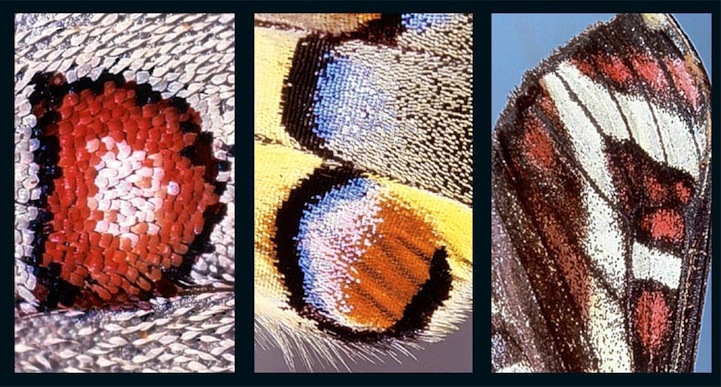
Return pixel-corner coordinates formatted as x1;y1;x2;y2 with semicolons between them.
312;57;394;144
295;177;382;316
401;13;454;33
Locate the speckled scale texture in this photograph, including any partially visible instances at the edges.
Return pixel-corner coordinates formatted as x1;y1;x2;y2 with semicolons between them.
14;13;235;373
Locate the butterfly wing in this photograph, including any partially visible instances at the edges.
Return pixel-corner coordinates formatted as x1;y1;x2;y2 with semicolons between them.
491;13;711;373
14;13;236;373
254;13;473;372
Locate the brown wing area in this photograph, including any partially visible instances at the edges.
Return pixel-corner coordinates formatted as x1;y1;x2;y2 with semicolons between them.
491;197;564;372
669;158;711;372
254;13;383;35
492;83;599;371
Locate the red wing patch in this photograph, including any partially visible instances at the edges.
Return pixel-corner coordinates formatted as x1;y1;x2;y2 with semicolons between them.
630;280;676;372
604;137;694;253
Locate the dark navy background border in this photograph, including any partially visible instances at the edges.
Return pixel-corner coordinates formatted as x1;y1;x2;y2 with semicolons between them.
0;1;718;386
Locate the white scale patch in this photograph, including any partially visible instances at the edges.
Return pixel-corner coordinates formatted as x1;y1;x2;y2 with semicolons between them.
497;362;534;373
581;184;626;291
613;93;665;165
631;242;682;289
587;276;632;372
553;62;700;180
651;103;701;179
692;120;709;161
555;63;630;142
580;184;631;371
541;71;616;200
88;137;177;248
544;65;688;289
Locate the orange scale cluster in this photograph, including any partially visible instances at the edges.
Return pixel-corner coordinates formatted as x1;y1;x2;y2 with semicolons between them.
28;72;227;310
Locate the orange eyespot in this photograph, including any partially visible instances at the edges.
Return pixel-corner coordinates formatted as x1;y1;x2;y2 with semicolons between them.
274;168;452;340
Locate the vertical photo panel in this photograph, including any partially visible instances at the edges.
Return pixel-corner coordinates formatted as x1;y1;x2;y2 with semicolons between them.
491;13;711;373
254;13;474;373
14;13;236;373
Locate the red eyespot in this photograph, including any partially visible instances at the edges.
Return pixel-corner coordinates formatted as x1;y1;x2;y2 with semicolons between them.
25;71;229;311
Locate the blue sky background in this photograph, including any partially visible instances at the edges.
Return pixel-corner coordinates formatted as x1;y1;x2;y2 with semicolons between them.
492;14;712;373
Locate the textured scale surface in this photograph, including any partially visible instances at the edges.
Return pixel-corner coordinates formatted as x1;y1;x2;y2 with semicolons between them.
254;13;473;372
14;13;235;373
491;13;711;373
